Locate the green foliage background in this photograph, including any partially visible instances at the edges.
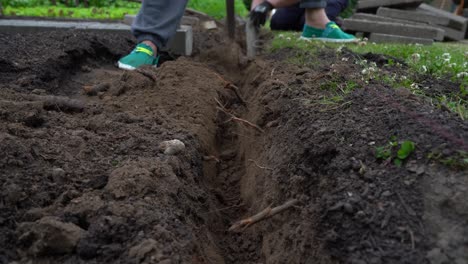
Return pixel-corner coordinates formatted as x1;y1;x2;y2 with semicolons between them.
0;0;248;19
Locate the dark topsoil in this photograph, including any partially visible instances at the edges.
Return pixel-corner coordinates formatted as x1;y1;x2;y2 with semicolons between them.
0;20;467;264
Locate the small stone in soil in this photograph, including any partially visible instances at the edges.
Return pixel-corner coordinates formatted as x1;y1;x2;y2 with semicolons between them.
159;139;185;155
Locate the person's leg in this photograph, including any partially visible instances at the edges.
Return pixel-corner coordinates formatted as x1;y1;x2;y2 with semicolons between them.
300;0;356;42
325;0;348;22
119;0;188;70
270;4;305;31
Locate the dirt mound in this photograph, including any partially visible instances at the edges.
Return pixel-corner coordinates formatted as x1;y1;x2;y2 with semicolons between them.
0;23;467;264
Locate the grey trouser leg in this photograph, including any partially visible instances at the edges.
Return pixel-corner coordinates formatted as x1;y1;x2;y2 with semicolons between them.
300;0;327;9
132;0;188;49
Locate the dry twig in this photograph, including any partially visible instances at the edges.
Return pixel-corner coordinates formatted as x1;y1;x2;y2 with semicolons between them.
229;199;299;232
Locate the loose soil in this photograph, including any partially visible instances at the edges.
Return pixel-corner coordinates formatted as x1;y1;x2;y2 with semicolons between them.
0;18;467;264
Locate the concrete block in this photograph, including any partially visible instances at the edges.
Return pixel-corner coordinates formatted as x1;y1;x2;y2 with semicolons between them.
369;33;433;45
0;19;131;34
181;16;200;27
0;19;193;56
417;3;468;32
123;14;134;26
164;25;193;56
352;13;466;40
202;21;217;30
124;15;199;27
433;25;466;40
376;7;450;26
352;13;424;25
342;19;445;40
357;0;423;11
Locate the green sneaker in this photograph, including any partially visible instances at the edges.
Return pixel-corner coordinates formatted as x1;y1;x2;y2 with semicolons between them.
300;22;357;43
118;43;160;70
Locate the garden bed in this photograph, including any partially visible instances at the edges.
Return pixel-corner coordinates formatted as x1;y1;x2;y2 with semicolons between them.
0;20;467;264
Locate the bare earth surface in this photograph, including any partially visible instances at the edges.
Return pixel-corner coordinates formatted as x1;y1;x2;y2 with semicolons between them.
0;19;467;264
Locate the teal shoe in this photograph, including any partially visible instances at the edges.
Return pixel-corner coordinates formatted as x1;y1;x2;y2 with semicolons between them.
300;22;357;43
118;43;160;70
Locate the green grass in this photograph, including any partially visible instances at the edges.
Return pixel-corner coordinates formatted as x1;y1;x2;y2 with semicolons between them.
4;5;137;19
188;0;247;19
270;31;468;120
2;0;248;20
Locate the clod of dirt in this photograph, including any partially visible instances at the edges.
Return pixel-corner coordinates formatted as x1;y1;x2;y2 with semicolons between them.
42;96;85;113
18;216;85;256
23;111;45;128
159;139;185;155
50;168;66;183
3;183;23;205
128;239;165;262
105;165;156;199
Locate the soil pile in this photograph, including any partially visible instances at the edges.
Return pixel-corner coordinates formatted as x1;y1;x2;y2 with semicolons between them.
0;20;467;264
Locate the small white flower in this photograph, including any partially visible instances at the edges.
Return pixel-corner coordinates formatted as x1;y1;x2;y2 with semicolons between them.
456;72;468;78
443;58;450;63
401;75;407;80
442;53;451;60
411;53;420;62
286;37;291;41
410;83;419;89
341;57;349;62
278;34;284;39
361;69;368;75
464;51;468;59
337;45;344;53
421;65;427;73
448;63;457;68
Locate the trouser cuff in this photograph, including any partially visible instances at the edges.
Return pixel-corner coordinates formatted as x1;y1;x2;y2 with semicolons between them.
300;0;327;9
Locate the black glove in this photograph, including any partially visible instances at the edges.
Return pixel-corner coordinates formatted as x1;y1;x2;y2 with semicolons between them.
249;1;274;28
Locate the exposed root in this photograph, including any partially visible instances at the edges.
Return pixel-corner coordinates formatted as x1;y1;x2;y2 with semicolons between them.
214;72;247;105
42;96;86;113
215;98;264;133
226;84;247;106
229;199;299;232
83;82;110;96
248;159;273;171
203;155;220;163
135;68;157;82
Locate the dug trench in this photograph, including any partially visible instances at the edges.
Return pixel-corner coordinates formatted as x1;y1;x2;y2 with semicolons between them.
0;27;467;264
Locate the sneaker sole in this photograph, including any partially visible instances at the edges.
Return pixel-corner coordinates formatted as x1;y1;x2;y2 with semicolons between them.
118;61;136;71
118;62;158;71
299;36;359;43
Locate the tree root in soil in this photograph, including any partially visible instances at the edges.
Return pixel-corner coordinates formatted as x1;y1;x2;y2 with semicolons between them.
215;98;264;133
42;96;86;113
229;199;299;232
214;72;247;106
83;83;110;96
